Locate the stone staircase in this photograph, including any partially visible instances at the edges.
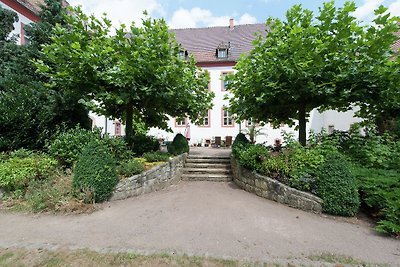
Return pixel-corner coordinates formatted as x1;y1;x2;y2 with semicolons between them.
182;155;232;182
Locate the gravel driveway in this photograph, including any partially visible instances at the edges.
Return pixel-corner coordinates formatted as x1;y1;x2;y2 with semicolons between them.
0;181;399;266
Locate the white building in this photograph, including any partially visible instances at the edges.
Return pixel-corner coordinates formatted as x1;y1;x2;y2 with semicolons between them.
148;19;362;145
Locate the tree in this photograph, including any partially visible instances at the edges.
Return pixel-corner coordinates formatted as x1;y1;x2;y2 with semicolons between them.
0;1;90;151
227;1;400;145
37;8;214;146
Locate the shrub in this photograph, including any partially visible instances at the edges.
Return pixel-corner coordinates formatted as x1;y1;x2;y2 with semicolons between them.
167;134;189;155
73;141;118;203
0;153;57;192
143;151;170;162
232;133;250;158
102;135;132;162
238;144;269;172
117;159;145;177
47;126;101;167
131;135;160;156
315;153;360;216
353;166;400;236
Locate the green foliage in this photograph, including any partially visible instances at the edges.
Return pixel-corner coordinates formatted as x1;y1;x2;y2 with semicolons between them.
238;144;269;172
232;133;250;158
47;126;101;167
167;134;189;155
353;166;400;236
0;153;57;192
37;7;214;146
315;153;360;216
47;126;132;167
131;135;159;156
117;159;145;178
142;151;170;162
73;141;118;203
227;1;400;145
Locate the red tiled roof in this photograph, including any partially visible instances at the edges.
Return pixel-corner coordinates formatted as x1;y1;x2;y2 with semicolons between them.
14;0;68;14
170;23;268;63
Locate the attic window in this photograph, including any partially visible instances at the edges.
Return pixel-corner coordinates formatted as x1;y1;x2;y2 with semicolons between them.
178;50;188;60
217;48;228;58
216;42;229;59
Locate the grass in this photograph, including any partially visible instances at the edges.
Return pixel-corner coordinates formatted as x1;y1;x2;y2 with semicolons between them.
307;252;389;267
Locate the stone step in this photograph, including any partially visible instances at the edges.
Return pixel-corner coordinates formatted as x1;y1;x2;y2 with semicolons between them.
184;163;231;169
183;168;232;175
181;173;232;182
186;158;231;164
187;155;230;160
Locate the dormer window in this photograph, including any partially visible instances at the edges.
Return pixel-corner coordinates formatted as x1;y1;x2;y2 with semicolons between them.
178;50;188;60
217;48;228;58
216;42;229;59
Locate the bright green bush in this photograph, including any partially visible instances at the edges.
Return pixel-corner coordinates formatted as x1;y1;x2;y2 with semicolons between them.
73;141;118;203
315;153;360;216
143;151;170;162
117;159;145;177
167;134;189;155
0;153;57;192
353;166;400;236
238;144;269;172
232;133;250;158
131;135;160;156
47;126;101;167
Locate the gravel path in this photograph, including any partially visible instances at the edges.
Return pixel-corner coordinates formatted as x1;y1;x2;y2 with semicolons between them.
0;181;399;266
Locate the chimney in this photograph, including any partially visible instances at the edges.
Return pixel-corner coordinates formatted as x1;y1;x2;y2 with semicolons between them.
229;18;234;30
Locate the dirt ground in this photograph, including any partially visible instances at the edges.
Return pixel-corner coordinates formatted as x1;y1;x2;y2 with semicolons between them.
0;181;399;266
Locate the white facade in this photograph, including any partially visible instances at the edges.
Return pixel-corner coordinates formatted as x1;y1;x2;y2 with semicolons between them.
148;64;362;145
89;112;125;137
0;0;38;45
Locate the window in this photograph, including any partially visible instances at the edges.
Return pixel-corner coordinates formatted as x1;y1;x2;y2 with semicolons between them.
217;48;228;58
178;50;187;60
222;109;234;127
328;125;335;134
175;117;187;127
221;72;232;91
198;110;210;127
114;120;122;136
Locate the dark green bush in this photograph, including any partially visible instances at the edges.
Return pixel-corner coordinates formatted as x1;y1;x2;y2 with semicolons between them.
0;153;57;192
315;153;360;216
232;133;250;158
102;135;132;162
353;166;400;236
131;135;160;156
143;151;170;162
117;159;145;177
73;141;118;203
167;134;189;155
238;144;269;172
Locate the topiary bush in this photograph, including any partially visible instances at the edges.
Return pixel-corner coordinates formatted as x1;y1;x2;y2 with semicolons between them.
131;135;160;156
143;151;170;162
167;134;189;155
315;153;360;216
117;159;145;177
73;141;118;203
0;153;57;192
232;133;250;158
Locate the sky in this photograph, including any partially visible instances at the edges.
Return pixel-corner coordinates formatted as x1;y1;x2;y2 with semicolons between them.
67;0;400;29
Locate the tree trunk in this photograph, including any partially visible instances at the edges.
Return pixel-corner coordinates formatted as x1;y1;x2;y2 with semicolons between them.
298;104;307;146
125;100;134;148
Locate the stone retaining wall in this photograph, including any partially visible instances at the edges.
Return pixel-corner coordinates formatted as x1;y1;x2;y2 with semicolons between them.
231;157;323;213
111;153;187;201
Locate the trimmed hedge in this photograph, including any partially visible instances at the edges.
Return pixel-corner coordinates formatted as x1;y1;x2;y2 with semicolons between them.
73;141;118;203
143;151;170;162
315;153;360;216
167;134;189;155
232;133;250;158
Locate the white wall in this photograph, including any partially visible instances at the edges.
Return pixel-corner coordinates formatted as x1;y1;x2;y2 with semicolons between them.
89;111;125;136
0;2;35;45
